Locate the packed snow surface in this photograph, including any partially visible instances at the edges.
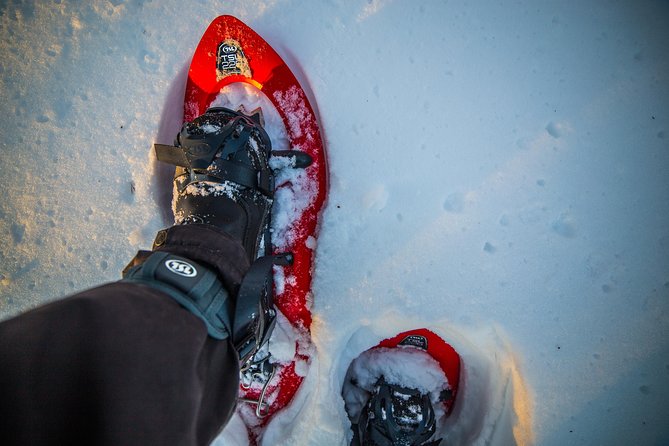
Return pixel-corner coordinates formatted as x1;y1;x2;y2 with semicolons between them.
1;1;668;445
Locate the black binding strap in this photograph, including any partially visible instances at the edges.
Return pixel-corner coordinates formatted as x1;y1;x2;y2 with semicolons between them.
180;160;258;191
154;112;259;170
121;251;232;340
357;377;440;446
271;150;313;168
154;143;190;167
233;253;293;364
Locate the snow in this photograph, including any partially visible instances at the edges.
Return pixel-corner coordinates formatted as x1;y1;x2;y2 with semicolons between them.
1;1;668;445
345;346;449;401
200;123;222;134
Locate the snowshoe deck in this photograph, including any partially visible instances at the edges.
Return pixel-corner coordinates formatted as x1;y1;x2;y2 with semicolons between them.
184;15;327;443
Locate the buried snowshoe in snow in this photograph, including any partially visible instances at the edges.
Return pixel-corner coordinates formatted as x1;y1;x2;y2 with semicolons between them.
342;329;461;446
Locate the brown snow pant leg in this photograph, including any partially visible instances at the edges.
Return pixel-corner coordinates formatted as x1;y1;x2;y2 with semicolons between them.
0;224;250;446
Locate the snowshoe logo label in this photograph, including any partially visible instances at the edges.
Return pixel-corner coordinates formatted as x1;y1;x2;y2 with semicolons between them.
220;44;237;54
399;335;428;350
165;259;198;278
216;39;252;79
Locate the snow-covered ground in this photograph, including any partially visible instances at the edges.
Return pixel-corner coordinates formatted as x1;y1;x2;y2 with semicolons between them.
1;1;668;445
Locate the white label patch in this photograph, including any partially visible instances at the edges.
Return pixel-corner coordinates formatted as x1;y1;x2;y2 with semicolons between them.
216;38;251;79
165;259;198;278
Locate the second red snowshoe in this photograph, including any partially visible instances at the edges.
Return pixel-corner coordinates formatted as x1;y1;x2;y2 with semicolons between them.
342;329;461;446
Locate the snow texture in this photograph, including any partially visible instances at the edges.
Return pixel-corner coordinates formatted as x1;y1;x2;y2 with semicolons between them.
1;1;669;445
344;346;449;404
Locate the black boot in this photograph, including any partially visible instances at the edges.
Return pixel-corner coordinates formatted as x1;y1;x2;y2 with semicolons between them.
124;107;302;364
161;107;275;262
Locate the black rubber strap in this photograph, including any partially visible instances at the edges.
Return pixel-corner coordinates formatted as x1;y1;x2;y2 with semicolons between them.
121;251;232;340
233;255;273;361
233;253;292;363
154;143;190;167
271;150;313;168
155;135;266;193
188;160;258;189
154;117;242;170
